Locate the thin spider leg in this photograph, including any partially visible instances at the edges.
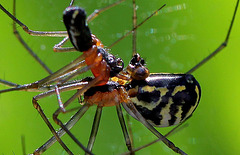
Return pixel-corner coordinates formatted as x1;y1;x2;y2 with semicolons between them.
34;104;90;155
125;114;134;152
124;0;138;151
116;104;134;154
21;135;26;155
123;1;239;153
86;105;103;154
42;62;89;86
37;54;86;85
132;0;137;56
55;76;93;113
58;65;93;84
0;75;91;94
52;89;93;154
29;81;89;101
55;85;65;112
12;0;52;74
0;79;66;94
53;36;76;52
0;56;87;93
53;75;104;117
53;107;93;155
51;76;105;152
122;101;187;155
0;3;67;37
121;118;190;155
32;96;73;155
186;0;239;74
1;76;89;95
69;0;75;6
0;79;20;88
58;56;108;84
0;83;46;93
42;62;88;86
87;0;125;22
108;4;166;49
2;0;76;67
32;81;92;154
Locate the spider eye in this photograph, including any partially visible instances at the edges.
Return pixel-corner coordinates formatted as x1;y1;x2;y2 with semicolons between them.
140;59;145;65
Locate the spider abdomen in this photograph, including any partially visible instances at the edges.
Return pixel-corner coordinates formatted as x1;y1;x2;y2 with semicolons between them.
127;73;201;127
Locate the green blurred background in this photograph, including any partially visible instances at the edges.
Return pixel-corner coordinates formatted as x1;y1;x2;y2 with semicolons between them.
0;0;240;154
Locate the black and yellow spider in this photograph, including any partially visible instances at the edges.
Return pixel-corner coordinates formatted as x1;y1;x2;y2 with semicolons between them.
0;0;239;154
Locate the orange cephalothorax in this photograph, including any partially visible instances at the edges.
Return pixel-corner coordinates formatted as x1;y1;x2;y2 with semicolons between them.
84;81;127;107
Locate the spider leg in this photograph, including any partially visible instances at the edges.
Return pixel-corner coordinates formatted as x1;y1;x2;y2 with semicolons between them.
55;85;65;112
0;0;128;75
0;54;87;93
86;105;103;154
125;114;134;153
32;97;73;155
108;4;166;49
1;0;77;64
0;79;20;88
53;36;76;52
121;118;190;155
132;0;137;56
0;0;78;74
36;54;86;85
116;104;134;154
123;101;187;155
51;91;93;154
32;80;92;154
51;76;107;153
69;0;75;7
21;135;26;155
186;0;239;74
0;3;67;37
123;1;138;151
124;0;240;153
37;41;109;86
117;83;187;155
0;76;88;94
33;104;89;154
87;0;125;22
11;0;53;74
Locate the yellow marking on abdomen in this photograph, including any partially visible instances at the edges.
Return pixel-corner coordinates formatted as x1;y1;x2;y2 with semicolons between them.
172;86;186;96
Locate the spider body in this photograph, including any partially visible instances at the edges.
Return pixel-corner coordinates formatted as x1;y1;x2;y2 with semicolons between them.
2;0;237;153
126;73;200;127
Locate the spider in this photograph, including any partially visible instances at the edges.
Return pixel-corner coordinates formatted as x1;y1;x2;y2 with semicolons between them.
0;0;240;155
